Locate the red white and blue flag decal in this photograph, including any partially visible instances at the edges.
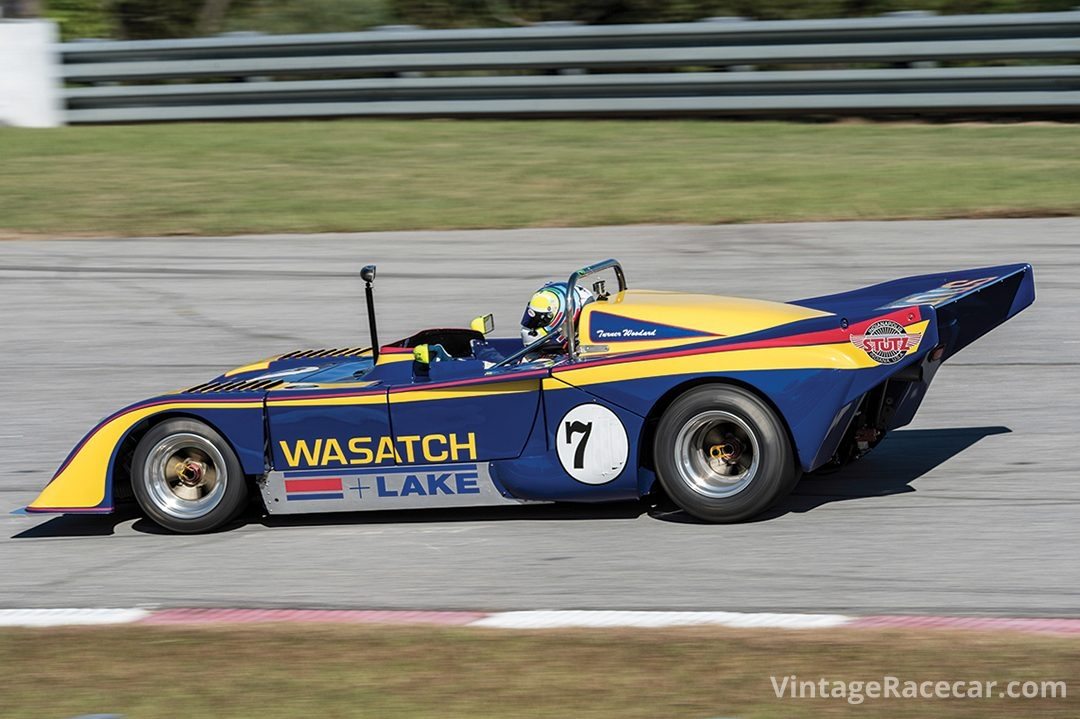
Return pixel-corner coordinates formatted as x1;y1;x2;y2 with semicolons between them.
264;462;522;515
284;477;344;501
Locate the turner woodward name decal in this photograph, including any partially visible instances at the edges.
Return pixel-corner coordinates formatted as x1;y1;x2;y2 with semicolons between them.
588;311;715;343
595;328;659;339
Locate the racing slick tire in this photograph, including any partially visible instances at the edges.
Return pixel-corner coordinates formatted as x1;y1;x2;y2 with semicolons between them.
653;384;799;523
130;418;248;533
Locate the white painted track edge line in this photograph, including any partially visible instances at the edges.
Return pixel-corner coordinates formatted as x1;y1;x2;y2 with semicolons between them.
0;608;151;627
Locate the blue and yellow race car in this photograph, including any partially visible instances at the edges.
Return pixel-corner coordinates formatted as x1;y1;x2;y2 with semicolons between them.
28;259;1034;532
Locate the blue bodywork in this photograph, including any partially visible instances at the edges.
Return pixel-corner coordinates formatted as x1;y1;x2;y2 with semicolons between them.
36;263;1034;514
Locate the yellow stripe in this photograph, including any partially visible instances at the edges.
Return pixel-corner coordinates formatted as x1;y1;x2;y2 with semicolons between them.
281;381;378;390
267;392;386;408
560;344;864;386
268;376;541;408
30;401;261;510
560;320;930;386
579;291;832;357
223;356;280;377
376;353;413;366
541;377;573;392
390;379;539;404
906;319;929;354
224;348;408;377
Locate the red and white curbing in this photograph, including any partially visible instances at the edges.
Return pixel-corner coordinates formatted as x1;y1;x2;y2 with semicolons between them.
1;608;1078;635
471;610;851;630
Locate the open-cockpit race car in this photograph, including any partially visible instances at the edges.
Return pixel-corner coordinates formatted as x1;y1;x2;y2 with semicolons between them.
27;259;1034;533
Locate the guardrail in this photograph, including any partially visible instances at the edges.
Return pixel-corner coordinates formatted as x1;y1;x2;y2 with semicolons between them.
58;11;1080;123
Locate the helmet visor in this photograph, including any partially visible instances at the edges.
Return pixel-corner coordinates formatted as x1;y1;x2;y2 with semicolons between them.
521;307;554;330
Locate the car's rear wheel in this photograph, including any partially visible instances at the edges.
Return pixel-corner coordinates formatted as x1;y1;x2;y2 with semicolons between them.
653;384;798;523
131;418;248;533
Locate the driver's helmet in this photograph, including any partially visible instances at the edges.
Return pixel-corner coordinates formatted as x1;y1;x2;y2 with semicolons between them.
520;282;594;347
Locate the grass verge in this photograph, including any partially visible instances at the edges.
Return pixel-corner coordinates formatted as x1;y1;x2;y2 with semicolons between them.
0;624;1076;718
0;120;1078;237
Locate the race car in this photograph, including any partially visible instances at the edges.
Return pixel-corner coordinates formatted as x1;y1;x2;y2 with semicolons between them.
27;259;1034;533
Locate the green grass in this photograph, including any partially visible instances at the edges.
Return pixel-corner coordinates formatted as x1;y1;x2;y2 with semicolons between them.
1;120;1078;236
0;624;1076;718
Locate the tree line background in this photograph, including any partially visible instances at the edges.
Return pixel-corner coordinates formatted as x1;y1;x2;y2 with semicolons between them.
2;0;1074;40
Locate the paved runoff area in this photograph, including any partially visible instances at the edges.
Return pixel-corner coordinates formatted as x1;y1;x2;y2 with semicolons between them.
1;219;1078;617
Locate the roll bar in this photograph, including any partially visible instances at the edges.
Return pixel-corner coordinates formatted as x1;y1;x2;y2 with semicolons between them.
564;259;627;359
491;258;626;369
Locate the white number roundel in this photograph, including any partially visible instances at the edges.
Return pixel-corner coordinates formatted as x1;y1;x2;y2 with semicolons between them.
556;404;629;485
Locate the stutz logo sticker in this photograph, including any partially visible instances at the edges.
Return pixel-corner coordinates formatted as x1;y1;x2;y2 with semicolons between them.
850;320;922;364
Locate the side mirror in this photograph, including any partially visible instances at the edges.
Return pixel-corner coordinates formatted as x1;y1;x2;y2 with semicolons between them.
470;313;495;335
361;265;377;283
413;344;431;366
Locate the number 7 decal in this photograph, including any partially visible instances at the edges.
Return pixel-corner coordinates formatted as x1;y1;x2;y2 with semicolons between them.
564;420;593;469
556;404;629;485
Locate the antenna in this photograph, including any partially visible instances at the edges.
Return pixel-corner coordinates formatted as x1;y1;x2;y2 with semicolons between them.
361;265;379;363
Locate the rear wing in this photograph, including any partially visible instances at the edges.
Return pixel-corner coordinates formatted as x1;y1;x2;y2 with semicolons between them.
794;263;1034;361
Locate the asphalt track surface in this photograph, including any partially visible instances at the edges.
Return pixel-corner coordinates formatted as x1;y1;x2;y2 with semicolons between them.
1;219;1077;616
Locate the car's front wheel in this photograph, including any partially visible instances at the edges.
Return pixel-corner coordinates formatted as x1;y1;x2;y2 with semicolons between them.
131;418;248;533
653;384;798;523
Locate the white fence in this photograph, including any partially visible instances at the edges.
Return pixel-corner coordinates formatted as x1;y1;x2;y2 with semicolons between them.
0;20;61;127
2;12;1079;126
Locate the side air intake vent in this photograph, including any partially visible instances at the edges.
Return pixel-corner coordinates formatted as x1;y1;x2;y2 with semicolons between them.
278;347;370;360
184;378;285;394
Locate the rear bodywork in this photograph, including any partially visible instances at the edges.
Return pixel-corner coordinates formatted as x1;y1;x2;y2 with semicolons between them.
28;263;1034;516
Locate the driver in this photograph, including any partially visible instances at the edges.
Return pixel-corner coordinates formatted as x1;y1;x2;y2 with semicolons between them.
520;282;594;356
